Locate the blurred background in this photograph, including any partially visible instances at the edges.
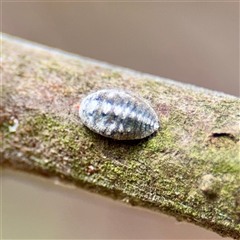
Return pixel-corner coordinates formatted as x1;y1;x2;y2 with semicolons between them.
2;1;239;239
3;1;239;96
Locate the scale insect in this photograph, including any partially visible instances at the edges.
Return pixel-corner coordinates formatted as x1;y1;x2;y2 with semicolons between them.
79;89;160;140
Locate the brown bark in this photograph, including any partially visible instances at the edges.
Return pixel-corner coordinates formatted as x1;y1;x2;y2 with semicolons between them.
1;33;240;239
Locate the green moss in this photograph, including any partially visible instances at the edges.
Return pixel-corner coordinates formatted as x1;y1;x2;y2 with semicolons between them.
213;158;240;174
4;110;239;235
2;33;240;238
111;71;121;79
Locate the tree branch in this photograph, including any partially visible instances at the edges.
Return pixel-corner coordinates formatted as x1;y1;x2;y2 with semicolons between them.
1;33;240;239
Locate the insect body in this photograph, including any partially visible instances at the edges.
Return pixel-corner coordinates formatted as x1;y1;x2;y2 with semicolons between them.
79;89;160;140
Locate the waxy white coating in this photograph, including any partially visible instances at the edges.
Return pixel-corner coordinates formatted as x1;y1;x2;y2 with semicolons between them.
79;89;160;140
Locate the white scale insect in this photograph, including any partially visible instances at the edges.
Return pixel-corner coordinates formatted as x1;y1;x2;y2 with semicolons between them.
79;89;160;140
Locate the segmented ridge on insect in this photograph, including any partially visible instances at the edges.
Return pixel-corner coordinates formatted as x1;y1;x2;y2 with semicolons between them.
79;89;160;140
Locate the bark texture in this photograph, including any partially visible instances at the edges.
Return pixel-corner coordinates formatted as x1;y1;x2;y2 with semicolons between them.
1;33;240;239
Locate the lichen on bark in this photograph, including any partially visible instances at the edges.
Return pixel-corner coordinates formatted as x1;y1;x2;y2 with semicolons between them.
1;33;240;239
